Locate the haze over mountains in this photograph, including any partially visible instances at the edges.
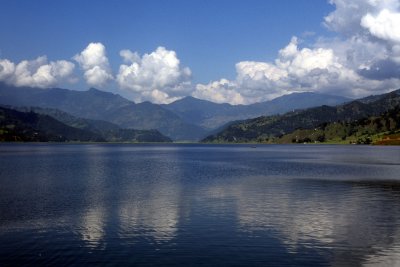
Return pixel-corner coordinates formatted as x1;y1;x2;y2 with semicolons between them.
0;83;351;141
163;93;350;130
0;83;205;141
0;106;172;143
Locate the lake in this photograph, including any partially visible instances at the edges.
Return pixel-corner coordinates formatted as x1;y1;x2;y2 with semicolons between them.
0;144;400;266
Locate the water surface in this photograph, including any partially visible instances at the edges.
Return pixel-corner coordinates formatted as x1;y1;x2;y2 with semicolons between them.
0;144;400;266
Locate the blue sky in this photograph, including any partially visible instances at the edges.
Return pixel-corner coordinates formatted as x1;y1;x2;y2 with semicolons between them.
1;0;400;104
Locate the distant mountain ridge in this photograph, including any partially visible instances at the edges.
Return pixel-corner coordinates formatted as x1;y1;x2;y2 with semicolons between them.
0;83;205;141
164;92;350;129
203;89;400;143
0;82;351;141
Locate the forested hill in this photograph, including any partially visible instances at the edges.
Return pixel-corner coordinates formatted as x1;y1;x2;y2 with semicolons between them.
278;106;400;145
0;83;351;140
202;89;400;143
0;106;172;143
0;83;206;141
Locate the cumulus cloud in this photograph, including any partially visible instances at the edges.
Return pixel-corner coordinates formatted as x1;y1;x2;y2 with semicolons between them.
3;0;400;104
0;59;15;81
193;79;245;105
274;37;362;95
361;8;400;43
193;37;362;103
324;0;370;35
74;42;113;87
142;89;181;104
324;0;400;36
323;0;400;80
193;0;400;104
0;56;75;88
119;49;140;64
117;46;192;104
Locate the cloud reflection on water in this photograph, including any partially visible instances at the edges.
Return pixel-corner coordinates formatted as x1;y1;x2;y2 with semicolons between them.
77;145;183;247
2;144;400;266
203;175;400;266
72;145;400;265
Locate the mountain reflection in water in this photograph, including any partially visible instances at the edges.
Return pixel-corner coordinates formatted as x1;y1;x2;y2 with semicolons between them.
0;144;399;266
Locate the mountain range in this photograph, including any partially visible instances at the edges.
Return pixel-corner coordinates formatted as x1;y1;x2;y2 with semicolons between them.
0;82;350;141
0;84;205;141
203;89;400;143
163;93;350;130
0;106;172;142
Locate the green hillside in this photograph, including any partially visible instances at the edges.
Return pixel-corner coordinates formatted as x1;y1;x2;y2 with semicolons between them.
0;107;103;142
277;106;400;145
0;83;206;141
0;106;172;143
202;89;400;144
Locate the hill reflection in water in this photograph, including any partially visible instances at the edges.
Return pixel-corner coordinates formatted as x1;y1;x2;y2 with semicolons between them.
0;144;399;266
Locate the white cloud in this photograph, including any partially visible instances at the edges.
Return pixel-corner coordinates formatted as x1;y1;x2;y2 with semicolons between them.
275;38;362;95
193;38;358;103
234;61;290;101
322;0;400;81
0;59;15;81
279;36;299;58
3;0;400;104
143;89;181;104
193;79;245;105
324;0;400;36
119;49;140;64
83;66;112;87
0;56;75;88
361;8;400;43
322;1;400;67
324;0;370;35
74;42;113;87
192;0;400;104
117;46;192;104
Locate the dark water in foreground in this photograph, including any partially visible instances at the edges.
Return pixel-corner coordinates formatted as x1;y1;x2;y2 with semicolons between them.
0;144;400;266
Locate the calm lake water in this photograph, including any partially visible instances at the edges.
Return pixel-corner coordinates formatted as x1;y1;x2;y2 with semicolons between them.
0;144;400;266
